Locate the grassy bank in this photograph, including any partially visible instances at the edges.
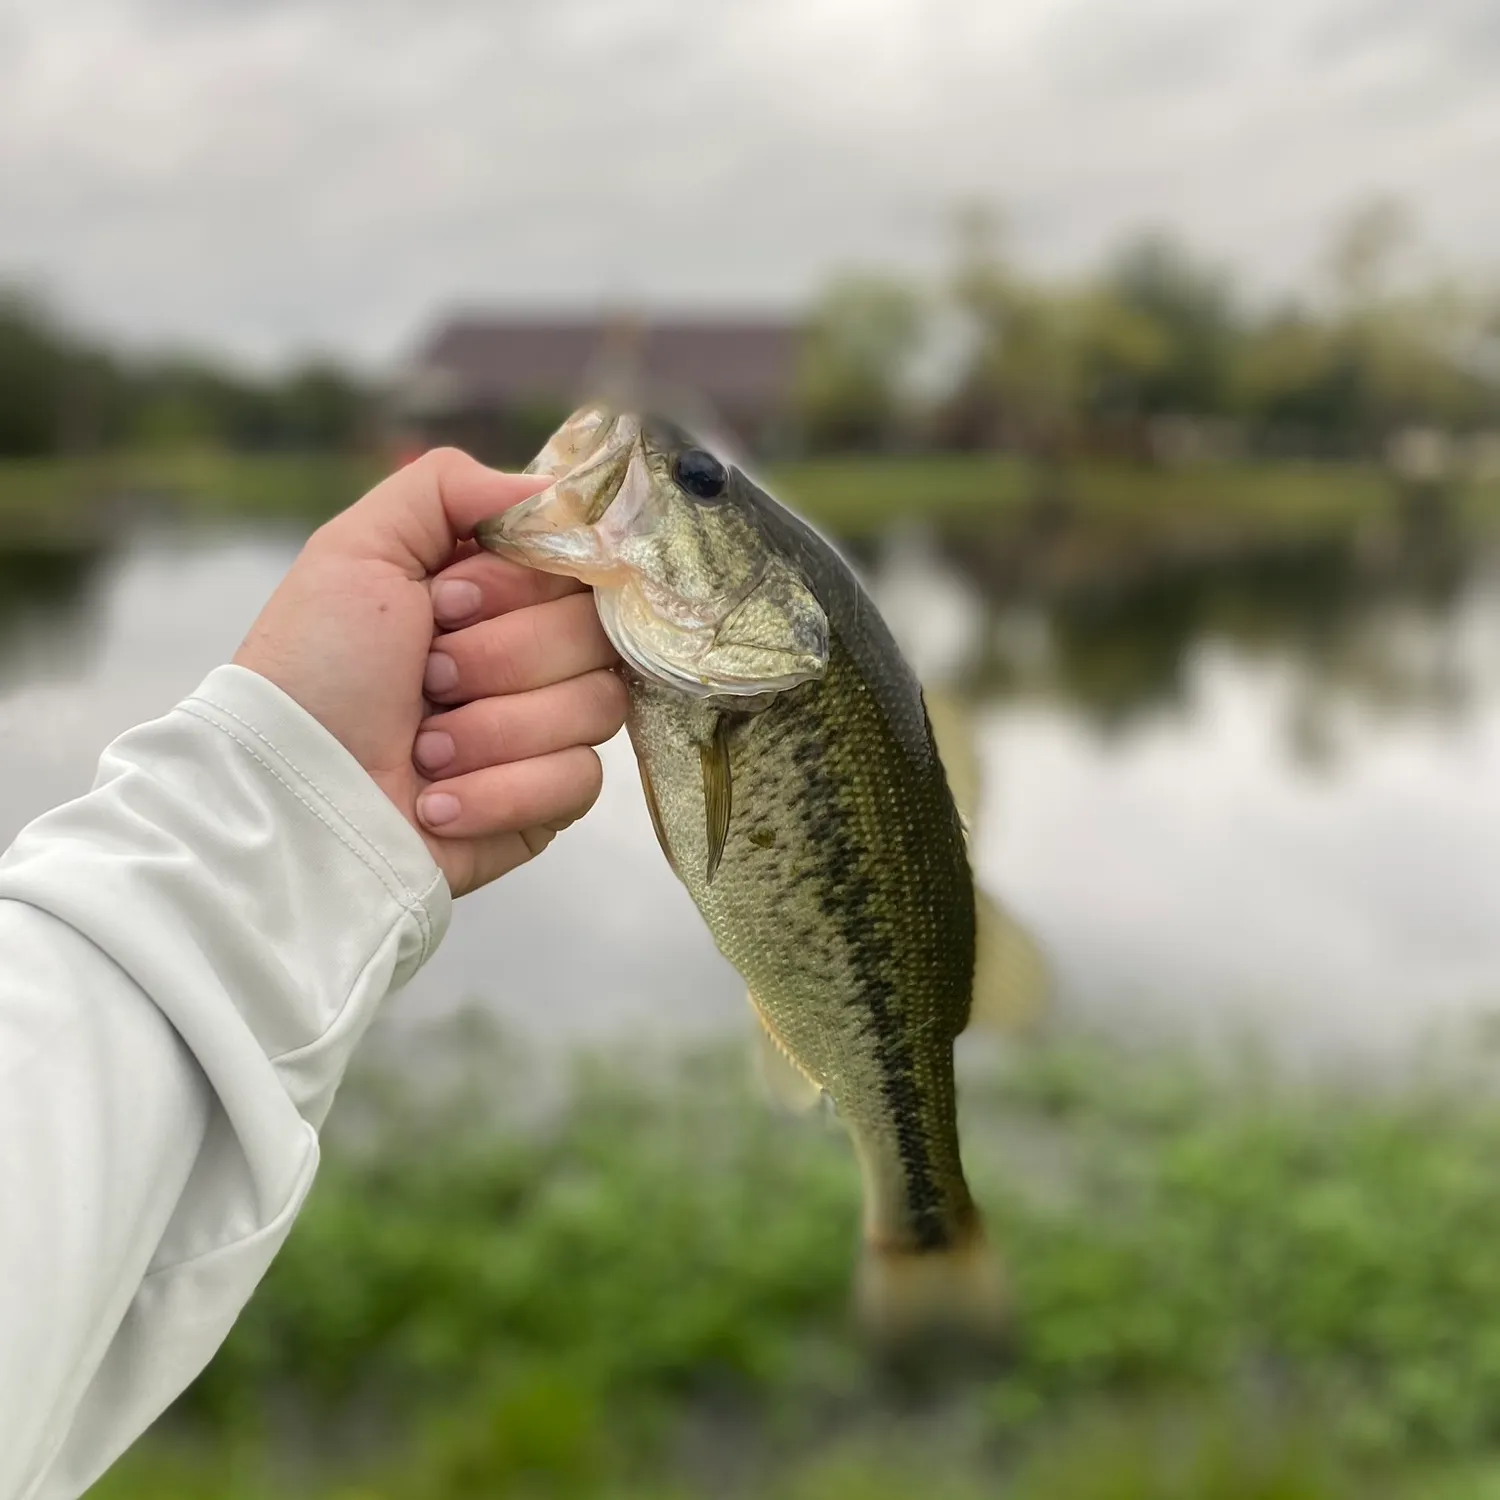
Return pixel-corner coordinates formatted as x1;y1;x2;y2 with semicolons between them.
773;453;1407;540
86;1027;1500;1500
0;451;384;544
4;448;1495;548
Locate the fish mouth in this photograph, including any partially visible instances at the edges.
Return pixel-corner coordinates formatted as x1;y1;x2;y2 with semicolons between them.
523;405;619;482
474;407;639;582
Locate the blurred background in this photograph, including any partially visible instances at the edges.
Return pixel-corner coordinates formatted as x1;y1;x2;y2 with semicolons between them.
4;1;1500;1496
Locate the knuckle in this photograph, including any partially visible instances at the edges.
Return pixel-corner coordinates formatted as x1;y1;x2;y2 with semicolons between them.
514;609;551;684
481;704;513;764
303;515;348;558
305;517;336;550
475;624;523;695
414;444;468;476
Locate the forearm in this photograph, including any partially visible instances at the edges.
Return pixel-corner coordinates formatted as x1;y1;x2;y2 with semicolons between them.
0;666;449;1500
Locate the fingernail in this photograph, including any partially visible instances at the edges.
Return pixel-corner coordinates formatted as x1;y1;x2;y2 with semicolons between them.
413;730;455;772
424;652;458;694
432;580;482;625
418;791;462;827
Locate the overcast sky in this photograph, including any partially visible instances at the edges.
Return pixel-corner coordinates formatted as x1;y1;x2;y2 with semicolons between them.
1;0;1496;369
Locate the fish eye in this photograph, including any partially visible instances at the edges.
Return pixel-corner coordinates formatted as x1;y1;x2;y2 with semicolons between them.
672;448;728;500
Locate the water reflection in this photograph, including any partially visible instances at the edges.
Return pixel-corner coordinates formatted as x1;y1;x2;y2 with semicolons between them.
0;545;110;685
945;532;1474;734
4;522;1500;1071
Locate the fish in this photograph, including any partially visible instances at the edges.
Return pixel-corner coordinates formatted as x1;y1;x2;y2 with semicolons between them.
475;407;1046;1346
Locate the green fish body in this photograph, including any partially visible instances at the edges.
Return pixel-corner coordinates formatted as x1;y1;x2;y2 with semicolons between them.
625;513;980;1259
477;409;1044;1340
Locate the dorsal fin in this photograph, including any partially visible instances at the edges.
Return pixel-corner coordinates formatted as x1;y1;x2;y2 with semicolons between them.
922;685;981;834
923;684;1050;1031
969;891;1049;1033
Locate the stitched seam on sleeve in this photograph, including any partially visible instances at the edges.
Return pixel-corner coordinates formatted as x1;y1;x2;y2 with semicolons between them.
186;694;419;897
176;703;434;957
412;867;445;912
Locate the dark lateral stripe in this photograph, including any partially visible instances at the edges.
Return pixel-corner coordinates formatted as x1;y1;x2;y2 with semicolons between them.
863;992;951;1251
798;714;951;1252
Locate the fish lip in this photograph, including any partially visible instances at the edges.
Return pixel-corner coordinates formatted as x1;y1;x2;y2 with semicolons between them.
473;496;556;556
474;410;640;569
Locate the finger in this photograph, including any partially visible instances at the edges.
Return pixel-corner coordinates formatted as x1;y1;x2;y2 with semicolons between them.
414;670;627;778
415;746;604;838
442;825;561;896
423;592;617;704
428;550;586;630
318;448;552;579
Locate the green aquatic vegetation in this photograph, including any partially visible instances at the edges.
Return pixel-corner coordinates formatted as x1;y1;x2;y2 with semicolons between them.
88;1033;1500;1497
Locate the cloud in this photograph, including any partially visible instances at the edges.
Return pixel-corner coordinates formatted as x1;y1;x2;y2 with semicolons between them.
0;0;1494;368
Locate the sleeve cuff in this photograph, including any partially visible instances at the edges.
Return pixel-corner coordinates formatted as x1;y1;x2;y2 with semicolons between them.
178;664;452;978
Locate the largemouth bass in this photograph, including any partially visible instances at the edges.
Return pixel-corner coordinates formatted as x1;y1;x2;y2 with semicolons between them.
476;408;1045;1343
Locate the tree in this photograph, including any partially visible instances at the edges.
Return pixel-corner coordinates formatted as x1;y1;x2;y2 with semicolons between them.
1313;200;1486;446
943;210;1173;462
1101;233;1238;418
795;273;926;452
942;206;1077;455
1231;308;1359;452
274;361;373;451
0;290;74;456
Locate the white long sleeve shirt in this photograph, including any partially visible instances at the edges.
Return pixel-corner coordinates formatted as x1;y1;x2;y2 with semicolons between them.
0;665;452;1500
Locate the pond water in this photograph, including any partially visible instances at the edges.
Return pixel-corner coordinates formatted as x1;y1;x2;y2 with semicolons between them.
3;520;1500;1075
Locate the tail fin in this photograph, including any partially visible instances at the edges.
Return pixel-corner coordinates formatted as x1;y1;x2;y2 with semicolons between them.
855;1220;1010;1357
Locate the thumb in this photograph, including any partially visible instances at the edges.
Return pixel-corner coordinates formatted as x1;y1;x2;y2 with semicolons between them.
322;447;552;579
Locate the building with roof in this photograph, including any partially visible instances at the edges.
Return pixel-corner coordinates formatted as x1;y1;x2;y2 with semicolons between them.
391;311;806;465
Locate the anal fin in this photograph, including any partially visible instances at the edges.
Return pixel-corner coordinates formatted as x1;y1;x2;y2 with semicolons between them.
748;994;824;1114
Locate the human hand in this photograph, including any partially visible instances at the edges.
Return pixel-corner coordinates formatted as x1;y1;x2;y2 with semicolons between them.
233;447;626;897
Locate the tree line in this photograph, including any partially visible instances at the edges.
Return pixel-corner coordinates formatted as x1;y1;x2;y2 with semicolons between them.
0;289;372;458
2;197;1495;468
797;199;1500;467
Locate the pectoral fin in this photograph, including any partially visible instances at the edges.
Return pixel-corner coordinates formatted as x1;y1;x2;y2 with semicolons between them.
748;998;824;1115
637;759;677;876
700;718;733;883
968;890;1049;1033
